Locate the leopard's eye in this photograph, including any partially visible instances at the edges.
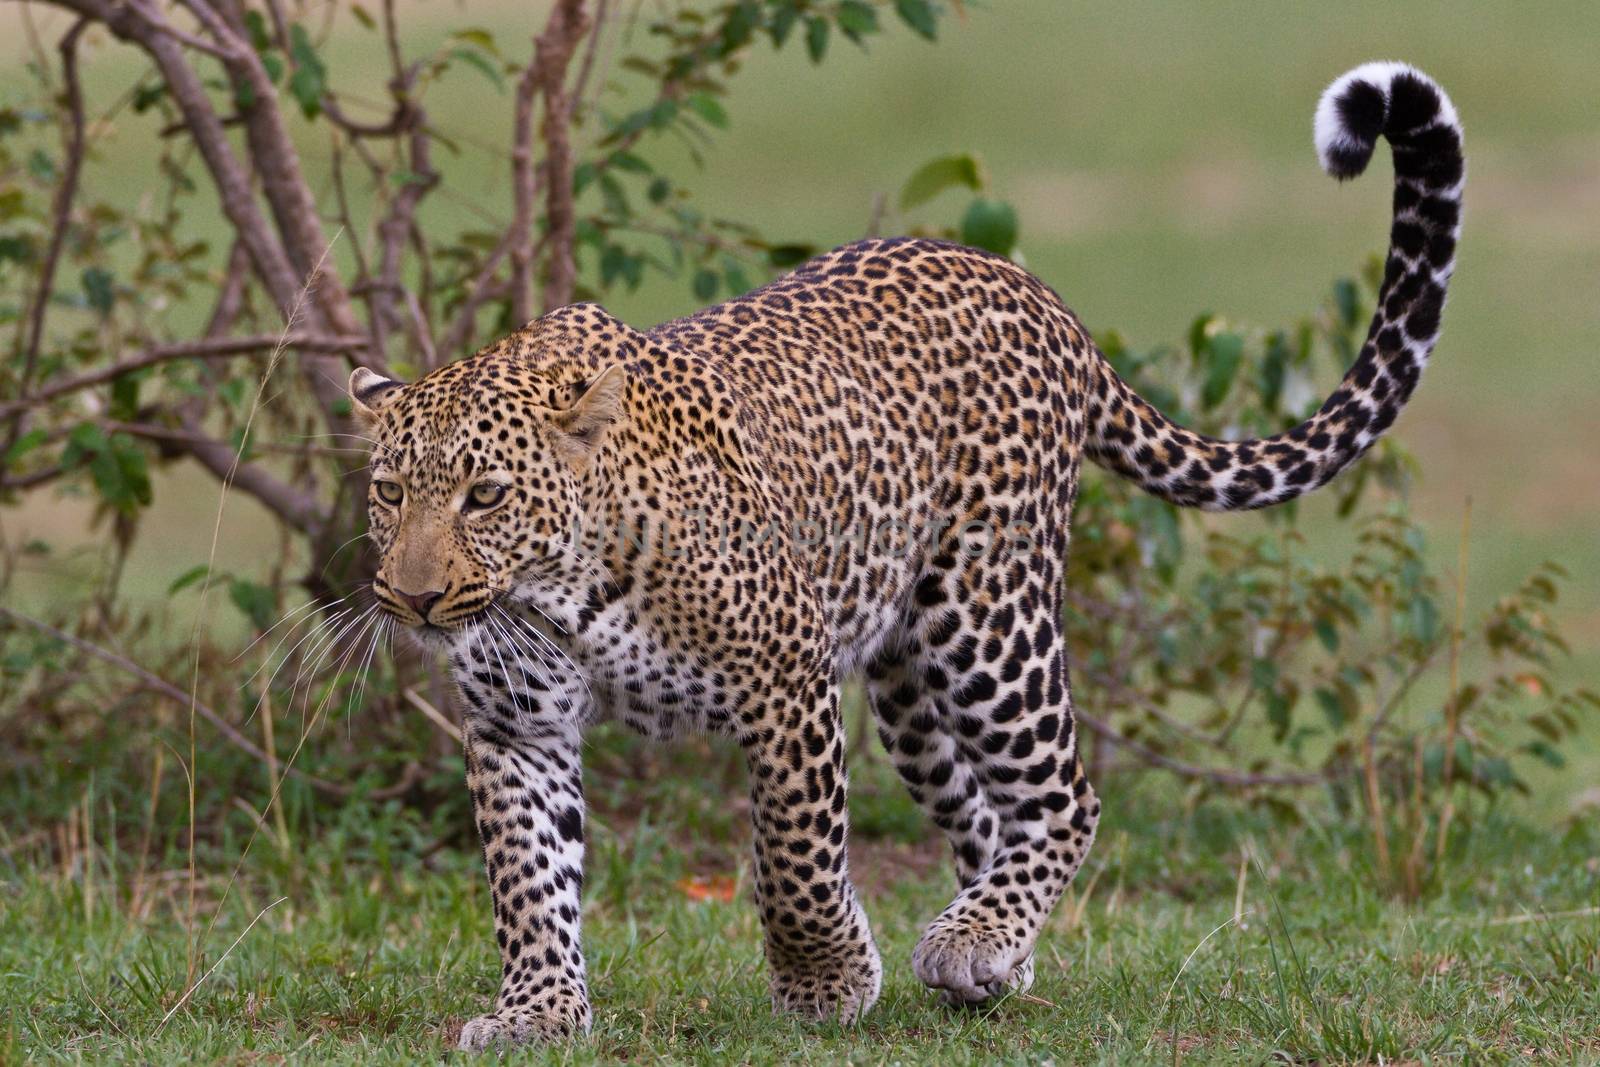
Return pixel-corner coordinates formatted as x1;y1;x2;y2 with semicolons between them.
373;480;403;506
465;482;507;511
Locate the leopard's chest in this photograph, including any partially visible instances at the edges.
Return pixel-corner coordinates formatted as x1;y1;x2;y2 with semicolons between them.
500;597;733;739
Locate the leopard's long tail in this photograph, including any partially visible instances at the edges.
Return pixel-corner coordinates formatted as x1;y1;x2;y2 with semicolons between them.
1084;63;1463;511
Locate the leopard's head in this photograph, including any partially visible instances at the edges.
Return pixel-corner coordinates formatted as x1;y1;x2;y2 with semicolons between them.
348;348;626;647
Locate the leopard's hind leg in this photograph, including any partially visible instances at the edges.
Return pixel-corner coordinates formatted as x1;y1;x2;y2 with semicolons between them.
865;640;1000;890
882;548;1099;1005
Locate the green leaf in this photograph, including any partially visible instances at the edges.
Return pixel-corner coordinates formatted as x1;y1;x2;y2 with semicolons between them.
131;82;168;114
685;92;729;129
1187;313;1215;359
287;25;328;119
719;2;758;52
836;0;879;42
1525;739;1566;769
959;198;1018;257
899;153;985;210
229;578;277;632
598;173;629;220
449;47;505;92
648;99;680;130
1408;595;1440;645
0;235;32;264
1266;689;1292;741
804;16;830;62
242;9;273;51
894;0;938;40
724;263;751;297
692;268;719;301
601;244;627;287
1250;657;1278;691
1333;277;1361;329
766;243;816;268
82;267;114;316
3;428;46;465
109;373;140;421
27;149;56;184
350;4;377;31
1314;686;1346;729
607;151;652;174
64;422;108;462
1200;331;1244;410
1260;330;1289;411
168;564;213;595
69;430;151;515
451;27;501;55
768;4;798;47
1313;616;1340;653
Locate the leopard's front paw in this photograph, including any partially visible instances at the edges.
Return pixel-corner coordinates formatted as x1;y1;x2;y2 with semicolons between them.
913;913;1032;1005
938;951;1034;1007
455;1000;591;1051
769;946;883;1023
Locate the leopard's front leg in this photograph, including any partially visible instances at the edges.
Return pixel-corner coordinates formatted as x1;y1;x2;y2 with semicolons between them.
455;719;590;1051
740;663;882;1022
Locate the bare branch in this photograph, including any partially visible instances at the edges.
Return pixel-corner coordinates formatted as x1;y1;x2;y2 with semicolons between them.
571;0;612;120
171;413;331;535
380;0;404;85
0;335;369;421
173;0;376;390
1075;709;1330;789
6;17;89;456
371;108;437;359
126;0;239;60
0;463;66;493
509;51;545;325
101;420;354;459
437;234;539;360
205;241;254;340
534;0;590;313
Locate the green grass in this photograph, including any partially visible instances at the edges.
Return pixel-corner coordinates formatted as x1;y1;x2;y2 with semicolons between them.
4;726;1599;1065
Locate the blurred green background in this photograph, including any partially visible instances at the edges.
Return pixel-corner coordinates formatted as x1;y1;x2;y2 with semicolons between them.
6;0;1596;712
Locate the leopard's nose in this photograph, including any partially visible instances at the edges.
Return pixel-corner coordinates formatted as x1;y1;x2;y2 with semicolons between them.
394;587;445;622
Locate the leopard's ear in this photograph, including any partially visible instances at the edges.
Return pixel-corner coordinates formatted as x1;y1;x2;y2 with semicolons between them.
550;364;627;466
348;367;405;433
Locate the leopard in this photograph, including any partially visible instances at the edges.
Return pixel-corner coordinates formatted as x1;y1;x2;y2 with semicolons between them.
347;63;1463;1050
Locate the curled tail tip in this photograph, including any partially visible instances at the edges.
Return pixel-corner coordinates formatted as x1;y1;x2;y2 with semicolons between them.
1314;61;1461;181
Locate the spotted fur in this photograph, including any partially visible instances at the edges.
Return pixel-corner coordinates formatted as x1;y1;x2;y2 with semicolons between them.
349;65;1462;1050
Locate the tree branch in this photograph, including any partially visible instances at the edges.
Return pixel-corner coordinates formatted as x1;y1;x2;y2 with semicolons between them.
6;16;89;457
371;103;437;363
534;0;589;313
0;335;368;421
181;0;373;371
1075;709;1330;789
509;50;545;325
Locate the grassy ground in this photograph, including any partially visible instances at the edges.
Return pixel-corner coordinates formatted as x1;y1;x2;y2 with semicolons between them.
5;726;1599;1065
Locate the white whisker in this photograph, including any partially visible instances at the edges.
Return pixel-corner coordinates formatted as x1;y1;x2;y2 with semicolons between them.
235;596;334;663
244;605;352;722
